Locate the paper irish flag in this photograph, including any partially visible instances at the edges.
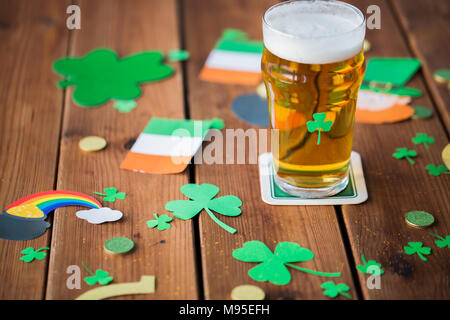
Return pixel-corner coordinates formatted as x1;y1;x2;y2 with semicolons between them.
199;29;263;85
120;117;224;174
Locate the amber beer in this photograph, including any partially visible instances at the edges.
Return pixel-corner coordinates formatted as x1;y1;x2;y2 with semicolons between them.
262;0;366;197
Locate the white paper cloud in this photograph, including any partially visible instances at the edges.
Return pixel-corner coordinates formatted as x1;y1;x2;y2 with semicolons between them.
76;207;123;224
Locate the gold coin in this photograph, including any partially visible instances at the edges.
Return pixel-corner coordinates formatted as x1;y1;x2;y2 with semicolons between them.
256;82;267;99
442;143;450;170
79;136;107;152
363;39;371;52
231;285;265;300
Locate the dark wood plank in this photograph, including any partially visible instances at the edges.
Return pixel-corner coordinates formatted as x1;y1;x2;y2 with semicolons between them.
183;0;358;300
45;0;198;299
392;0;450;131
0;0;69;299
343;0;450;299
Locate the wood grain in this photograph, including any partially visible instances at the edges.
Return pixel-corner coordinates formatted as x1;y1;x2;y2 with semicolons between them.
183;0;357;300
392;0;450;130
0;0;69;299
343;0;450;299
45;0;198;299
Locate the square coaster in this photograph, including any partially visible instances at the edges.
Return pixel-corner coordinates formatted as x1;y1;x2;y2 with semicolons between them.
258;152;368;205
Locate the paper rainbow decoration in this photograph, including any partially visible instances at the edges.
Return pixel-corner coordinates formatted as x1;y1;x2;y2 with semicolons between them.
0;191;102;240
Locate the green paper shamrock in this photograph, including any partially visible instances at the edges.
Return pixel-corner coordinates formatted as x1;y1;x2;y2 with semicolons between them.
321;281;352;299
165;184;242;234
392;148;417;165
356;254;384;275
232;241;341;285
94;188;126;202
168;50;190;62
404;242;431;261
20;247;49;263
425;164;450;176
53;48;174;107
429;233;450;248
412;106;433;119
114;100;137;113
147;213;172;231
82;262;113;286
412;133;434;149
306;113;333;145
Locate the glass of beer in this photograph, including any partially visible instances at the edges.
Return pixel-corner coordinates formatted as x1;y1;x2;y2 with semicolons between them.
262;0;366;198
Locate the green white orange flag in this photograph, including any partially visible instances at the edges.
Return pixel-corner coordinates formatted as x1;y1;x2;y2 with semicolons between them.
120;118;224;174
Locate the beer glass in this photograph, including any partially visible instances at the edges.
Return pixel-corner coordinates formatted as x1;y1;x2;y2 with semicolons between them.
262;0;366;197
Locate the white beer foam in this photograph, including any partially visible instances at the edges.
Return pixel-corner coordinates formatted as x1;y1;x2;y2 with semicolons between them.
263;0;365;64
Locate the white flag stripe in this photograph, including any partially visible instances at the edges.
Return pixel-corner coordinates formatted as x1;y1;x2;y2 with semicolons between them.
205;49;262;73
130;133;204;157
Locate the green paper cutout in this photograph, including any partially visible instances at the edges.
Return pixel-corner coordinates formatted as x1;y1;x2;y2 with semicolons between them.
147;213;172;231
94;188;126;202
104;237;134;254
215;29;263;54
53;48;174;107
232;241;341;285
321;281;352;299
360;83;422;97
306;113;333;145
82;262;113;286
434;69;450;82
412;133;434;149
165;183;242;234
429;233;450;248
364;58;421;87
356;254;384;275
405;211;435;227
404;242;431;261
114;100;137;113
143;117;224;138
168;50;190;62
425;164;450;176
393;148;417;165
20;247;49;263
412;106;433;119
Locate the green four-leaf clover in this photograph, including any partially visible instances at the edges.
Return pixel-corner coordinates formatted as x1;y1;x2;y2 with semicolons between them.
321;281;352;299
165;184;242;234
412;133;434;149
425;164;450;176
393;148;417;165
20;247;49;263
232;241;341;285
429;233;450;248
404;242;431;261
94;187;126;202
147;213;173;231
356;254;384;275
306;112;333;145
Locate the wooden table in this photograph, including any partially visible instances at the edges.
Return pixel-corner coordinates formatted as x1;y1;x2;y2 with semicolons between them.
0;0;449;300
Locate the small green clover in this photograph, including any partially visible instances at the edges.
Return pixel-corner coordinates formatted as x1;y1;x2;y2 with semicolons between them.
429;233;450;248
404;242;431;261
412;133;434;149
356;254;384;275
425;164;450;176
94;187;126;202
165;184;242;234
306;112;333;145
167;50;190;62
114;99;137;113
147;213;172;231
20;247;49;263
321;281;352;299
232;241;341;285
393;148;417;165
82;262;113;286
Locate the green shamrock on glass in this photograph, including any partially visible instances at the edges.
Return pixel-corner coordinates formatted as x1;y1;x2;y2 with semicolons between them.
20;247;49;263
392;148;417;165
94;187;126;202
232;241;341;285
321;281;352;299
147;213;173;231
114;99;137;113
165;184;242;234
306;112;333;145
82;262;113;286
429;233;450;248
356;254;384;275
404;242;431;261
